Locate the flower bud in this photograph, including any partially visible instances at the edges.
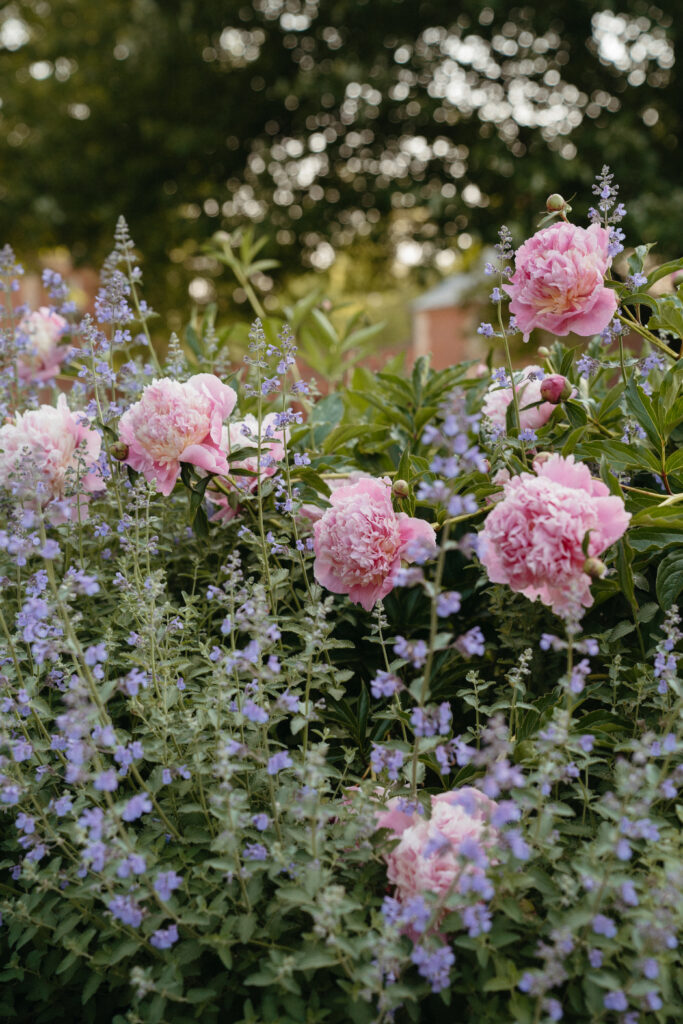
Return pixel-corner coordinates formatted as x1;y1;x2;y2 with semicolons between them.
583;557;606;580
540;374;572;404
537;346;550;358
110;441;129;461
546;193;567;213
532;452;552;471
392;479;410;499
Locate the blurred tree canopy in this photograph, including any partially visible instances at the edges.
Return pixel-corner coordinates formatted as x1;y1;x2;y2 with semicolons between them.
0;0;679;308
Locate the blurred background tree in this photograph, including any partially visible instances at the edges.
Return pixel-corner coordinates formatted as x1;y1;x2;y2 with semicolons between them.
0;0;679;318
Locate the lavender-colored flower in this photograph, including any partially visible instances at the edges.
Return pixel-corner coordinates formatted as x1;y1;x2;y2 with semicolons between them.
108;895;144;927
588;948;603;968
620;881;639;906
577;354;599;379
398;895;432;935
267;751;293;775
121;792;152;822
393;636;428;669
150;923;179;949
370;744;405;781
243;842;268;861
154;870;183;901
94;770;118;792
117;853;147;878
592;914;617;938
455;626;485;658
243;699;269;724
462;903;492;938
15;813;35;834
52;795;73;817
436;591;462;617
11;740;33;763
477;322;495;337
543;998;563;1022
505;829;531;861
251;813;270;832
370;670;402;699
411;943;455;993
603;990;628;1012
642;958;659;980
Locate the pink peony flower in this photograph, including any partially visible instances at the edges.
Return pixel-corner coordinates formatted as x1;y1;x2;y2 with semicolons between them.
478;453;630;620
298;472;370;526
504;222;618;342
0;394;104;521
118;374;237;496
17;307;69;383
383;787;499;905
209;413;288;522
483;366;556;432
313;476;437;611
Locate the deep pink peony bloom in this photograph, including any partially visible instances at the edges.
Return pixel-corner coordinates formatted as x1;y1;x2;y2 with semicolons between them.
478;453;630;620
313;476;437;611
383;787;499;905
504;222;618;342
210;413;288;522
0;394;104;521
17;307;69;383
483;366;556;432
118;374;237;496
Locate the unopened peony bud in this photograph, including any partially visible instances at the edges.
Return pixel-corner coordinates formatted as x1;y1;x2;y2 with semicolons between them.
392;479;410;499
540;374;572;404
583;557;606;579
537;346;550;357
546;193;567;213
110;441;129;461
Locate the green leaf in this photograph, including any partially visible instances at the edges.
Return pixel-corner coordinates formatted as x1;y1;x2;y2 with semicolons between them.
577;440;660;475
665;450;683;475
649;293;683;340
615;536;638;616
647;256;683;288
565;400;588;429
625;379;663;447
185;324;203;361
309;308;339;347
627;243;656;275
81;973;103;1005
656;548;683;609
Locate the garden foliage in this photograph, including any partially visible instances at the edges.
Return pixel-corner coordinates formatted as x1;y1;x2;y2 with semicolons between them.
0;171;682;1024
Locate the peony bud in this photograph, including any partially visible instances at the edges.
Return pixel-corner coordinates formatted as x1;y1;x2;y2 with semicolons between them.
546;193;567;213
110;441;129;461
540;374;572;404
537;346;550;358
583;557;606;579
392;479;410;499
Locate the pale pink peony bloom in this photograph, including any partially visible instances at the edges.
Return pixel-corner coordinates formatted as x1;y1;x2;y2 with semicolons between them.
0;394;104;521
384;787;499;905
298;472;371;526
210;413;288;523
313;476;437;611
504;222;618;342
118;374;237;496
478;453;630;620
17;307;69;383
483;366;556;432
